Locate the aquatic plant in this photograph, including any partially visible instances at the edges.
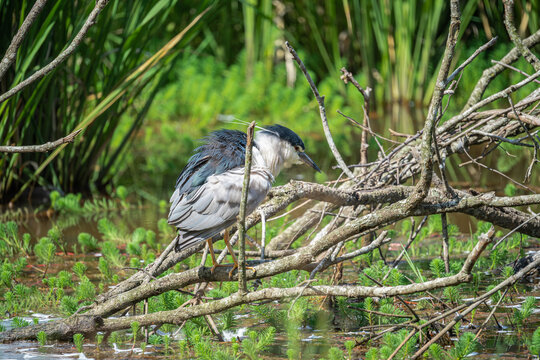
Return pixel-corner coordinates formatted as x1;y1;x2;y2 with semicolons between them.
344;340;355;360
528;327;540;356
99;241;125;268
73;333;84;353
72;262;87;279
77;233;99;252
115;185;129;209
444;286;462;305
163;334;171;355
33;237;56;276
514;297;537;331
96;333;104;350
37;331;47;346
448;332;478;360
51;193;84;215
377;329;418;359
97;218;127;243
219;310;237;331
0;221;31;257
428;343;444;360
108;331;122;347
98;257;113;281
241;327;275;360
0;258;27;288
364;348;379;360
326;347;345;360
75;277;96;302
158;218;174;239
61;296;78;316
430;258;446;278
12;317;29;328
251;304;287;332
130;321;140;347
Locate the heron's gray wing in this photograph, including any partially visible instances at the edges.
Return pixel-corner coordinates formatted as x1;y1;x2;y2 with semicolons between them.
168;167;273;234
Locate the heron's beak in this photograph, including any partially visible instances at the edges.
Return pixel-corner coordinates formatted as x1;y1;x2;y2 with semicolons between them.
298;151;321;172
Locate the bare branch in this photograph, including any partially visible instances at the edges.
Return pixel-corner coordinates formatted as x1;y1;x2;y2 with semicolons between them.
0;129;82;153
285;41;357;182
444;36;498;86
503;0;540;72
0;0;110;104
491;60;540;84
466;28;540;108
238;121;256;293
0;0;49;80
408;0;460;209
411;251;540;359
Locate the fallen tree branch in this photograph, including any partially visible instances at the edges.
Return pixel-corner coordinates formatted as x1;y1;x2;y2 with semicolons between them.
0;226;489;341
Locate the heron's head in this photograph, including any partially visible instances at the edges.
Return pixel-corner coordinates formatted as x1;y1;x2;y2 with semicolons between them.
255;124;321;175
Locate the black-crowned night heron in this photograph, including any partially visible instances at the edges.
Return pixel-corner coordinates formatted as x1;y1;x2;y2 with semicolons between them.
168;124;320;275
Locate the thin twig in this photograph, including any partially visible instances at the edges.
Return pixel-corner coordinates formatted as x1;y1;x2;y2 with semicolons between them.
412;255;540;359
238;121;256;294
491;212;540;250
407;0;460;210
444;37;498;86
0;0;111;104
491;60;540;84
0;0;49;80
475;288;508;339
340;67;373;173
441;213;450;273
388;328;418;360
286;41;357;182
470;129;534;147
503;0;540;72
0;129;82;153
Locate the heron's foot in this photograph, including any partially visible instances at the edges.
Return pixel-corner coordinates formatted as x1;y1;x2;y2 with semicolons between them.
228;263;237;279
247;266;257;276
227;264;257;279
210;263;229;274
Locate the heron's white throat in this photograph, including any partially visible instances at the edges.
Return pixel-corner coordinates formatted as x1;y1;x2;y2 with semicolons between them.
253;131;300;177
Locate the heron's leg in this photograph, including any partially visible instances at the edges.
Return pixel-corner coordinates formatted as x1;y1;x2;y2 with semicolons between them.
207;238;227;273
223;229;257;278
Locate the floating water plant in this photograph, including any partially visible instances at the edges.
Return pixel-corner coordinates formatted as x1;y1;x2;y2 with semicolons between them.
34;237;57;277
37;331;47;346
97;218;126;243
131;321;140;348
73;333;84;353
0;221;31;257
77;233;99;252
241;327;276;360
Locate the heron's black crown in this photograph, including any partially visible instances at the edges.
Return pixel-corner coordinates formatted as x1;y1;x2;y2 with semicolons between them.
262;124;305;150
174;124;306;198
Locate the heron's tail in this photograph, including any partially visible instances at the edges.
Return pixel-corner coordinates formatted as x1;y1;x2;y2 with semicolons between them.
174;233;202;252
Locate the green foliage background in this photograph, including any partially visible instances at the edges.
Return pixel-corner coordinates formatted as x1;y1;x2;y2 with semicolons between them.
0;0;538;202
